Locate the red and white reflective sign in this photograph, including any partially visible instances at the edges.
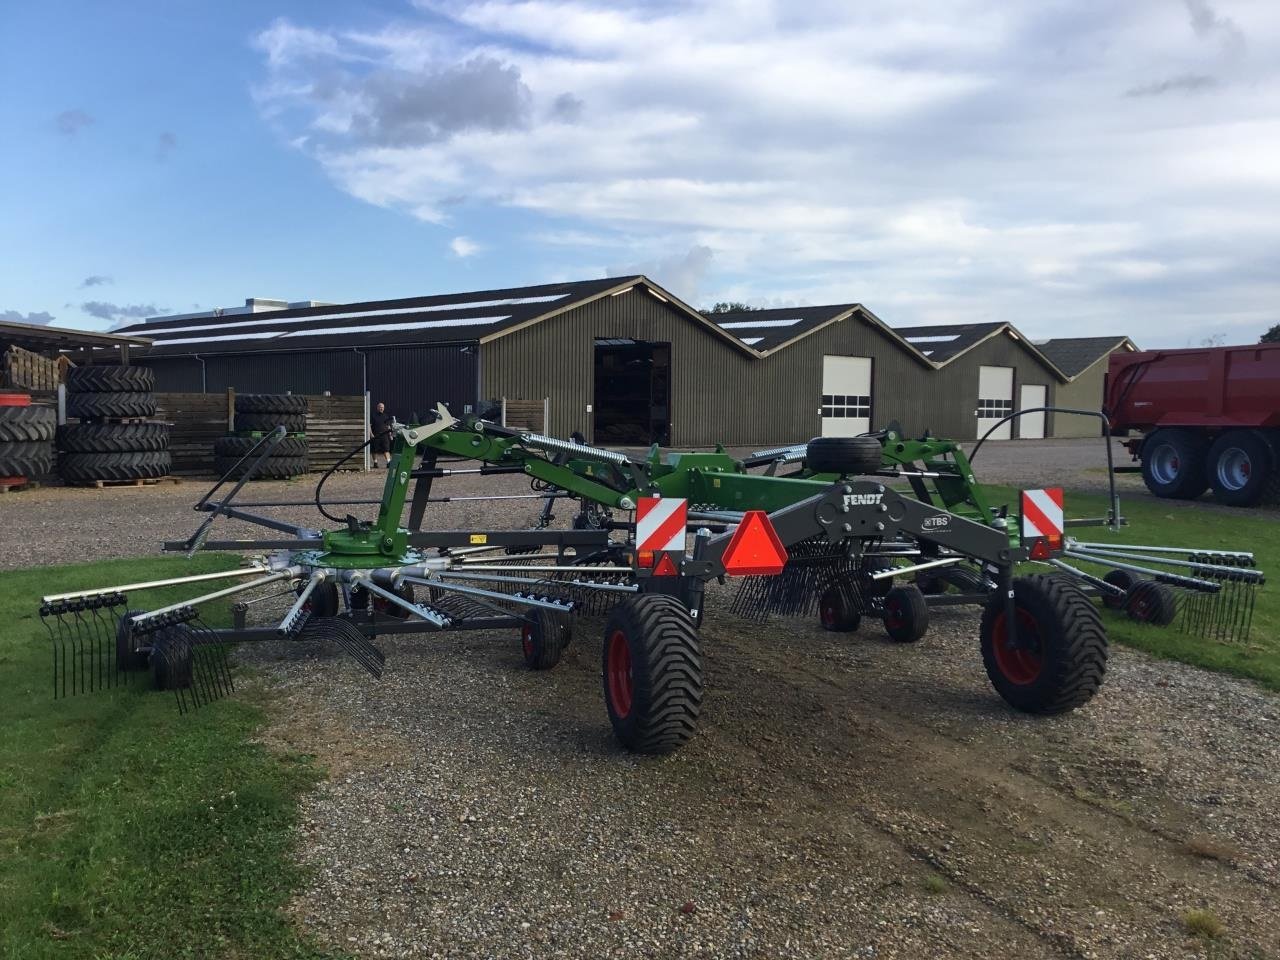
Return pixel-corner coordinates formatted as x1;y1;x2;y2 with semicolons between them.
636;496;687;553
1021;487;1064;540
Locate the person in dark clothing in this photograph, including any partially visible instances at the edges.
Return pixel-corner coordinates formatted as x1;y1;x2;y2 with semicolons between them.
370;401;395;468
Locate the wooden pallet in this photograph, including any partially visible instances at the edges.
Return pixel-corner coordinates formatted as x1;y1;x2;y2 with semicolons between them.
65;476;183;490
0;478;40;494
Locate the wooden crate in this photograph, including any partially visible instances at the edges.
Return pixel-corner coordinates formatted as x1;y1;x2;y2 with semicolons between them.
1;346;62;391
502;398;546;433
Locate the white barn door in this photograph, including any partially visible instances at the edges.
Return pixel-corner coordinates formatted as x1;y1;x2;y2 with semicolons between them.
821;355;872;437
976;365;1014;439
1019;384;1047;439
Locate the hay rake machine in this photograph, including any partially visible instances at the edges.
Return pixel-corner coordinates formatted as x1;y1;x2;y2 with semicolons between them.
40;405;1264;754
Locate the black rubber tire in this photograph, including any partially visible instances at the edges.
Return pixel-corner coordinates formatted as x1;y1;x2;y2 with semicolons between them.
1125;580;1178;626
805;436;883;475
1101;569;1136;610
980;574;1108;714
234;412;307;433
883;584;929;643
58;421;169;453
0;405;56;442
66;364;154;393
213;455;309;480
520;608;567;670
66;391;157;420
0;442;53;477
1206;430;1277;508
917;565;989;595
150;625;194;691
350;582;414;619
235;393;307;415
1140;428;1208;500
299;581;340;618
115;610;152;672
214;435;309;458
818;581;860;632
59;451;171;482
862;557;894;598
602;595;703;754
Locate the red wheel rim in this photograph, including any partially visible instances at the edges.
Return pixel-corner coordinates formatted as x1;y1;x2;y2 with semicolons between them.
884;598;905;631
992;608;1042;685
606;629;633;718
521;625;534;660
820;601;836;627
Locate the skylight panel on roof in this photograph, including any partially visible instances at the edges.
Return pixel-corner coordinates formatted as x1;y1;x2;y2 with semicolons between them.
740;337;764;345
718;318;802;329
904;334;961;344
146;330;291;347
277;316;512;338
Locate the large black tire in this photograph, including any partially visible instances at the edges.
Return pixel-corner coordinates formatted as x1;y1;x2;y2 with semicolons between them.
0;405;56;442
1140;428;1208;500
213;455;309;480
115;610;152;672
234;412;307;433
980;575;1108;714
818;581;861;632
214;435;309;458
66;365;154;393
1125;580;1178;626
1101;569;1136;610
66;391;157;420
1206;430;1277;508
58;422;169;453
805;436;883;475
58;451;171;482
520;608;567;670
151;625;194;691
0;442;53;477
235;393;307;415
602;595;703;754
883;584;929;643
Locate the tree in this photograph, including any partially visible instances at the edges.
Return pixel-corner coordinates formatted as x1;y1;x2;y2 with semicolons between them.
703;301;759;314
1261;324;1280;344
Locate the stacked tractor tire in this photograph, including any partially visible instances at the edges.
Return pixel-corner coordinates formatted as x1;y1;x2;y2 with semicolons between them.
214;394;309;480
58;366;171;484
0;393;56;485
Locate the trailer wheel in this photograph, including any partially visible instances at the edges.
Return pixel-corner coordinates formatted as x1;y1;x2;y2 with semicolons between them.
602;595;702;754
1141;428;1208;500
805;436;882;475
150;626;194;691
980;575;1108;714
818;581;860;632
298;580;340;618
1125;580;1178;626
1207;430;1276;507
350;583;414;619
115;610;151;672
883;585;929;643
521;609;567;670
918;565;988;595
1101;569;1136;610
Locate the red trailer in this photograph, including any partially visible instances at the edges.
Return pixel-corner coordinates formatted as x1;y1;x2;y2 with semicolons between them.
1106;343;1280;506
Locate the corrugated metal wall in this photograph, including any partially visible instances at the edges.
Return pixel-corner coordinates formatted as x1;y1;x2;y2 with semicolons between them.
366;345;478;421
1054;361;1108;437
144;357;204;393
925;335;1061;439
204;351;363;395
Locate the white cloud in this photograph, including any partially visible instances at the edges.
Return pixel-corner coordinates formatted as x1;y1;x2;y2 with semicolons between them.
450;235;482;257
251;0;1280;345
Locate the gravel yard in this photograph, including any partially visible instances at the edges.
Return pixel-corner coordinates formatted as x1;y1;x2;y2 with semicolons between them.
5;439;1280;957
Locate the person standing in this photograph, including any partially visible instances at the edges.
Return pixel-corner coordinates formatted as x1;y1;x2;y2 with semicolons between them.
370;401;394;468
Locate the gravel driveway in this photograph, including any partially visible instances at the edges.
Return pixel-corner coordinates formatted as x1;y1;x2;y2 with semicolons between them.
5;443;1280;957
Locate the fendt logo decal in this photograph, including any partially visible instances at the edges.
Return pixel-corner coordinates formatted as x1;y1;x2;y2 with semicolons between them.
842;493;884;507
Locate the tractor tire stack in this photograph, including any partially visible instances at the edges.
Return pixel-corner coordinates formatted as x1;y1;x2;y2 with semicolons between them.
0;393;56;486
58;366;171;484
213;394;309;480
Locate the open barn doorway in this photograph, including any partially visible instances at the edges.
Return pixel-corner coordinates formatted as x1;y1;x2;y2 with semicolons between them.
592;338;671;445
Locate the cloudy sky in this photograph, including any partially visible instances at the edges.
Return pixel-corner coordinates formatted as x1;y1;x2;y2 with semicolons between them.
2;0;1277;345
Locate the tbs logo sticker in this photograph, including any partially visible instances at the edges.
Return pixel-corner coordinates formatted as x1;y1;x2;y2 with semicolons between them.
922;515;951;530
842;493;884;507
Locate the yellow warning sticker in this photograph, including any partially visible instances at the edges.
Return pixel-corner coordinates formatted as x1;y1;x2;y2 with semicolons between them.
469;534;488;545
713;478;721;488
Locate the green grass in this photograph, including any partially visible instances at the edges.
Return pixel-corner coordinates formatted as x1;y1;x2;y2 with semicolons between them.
985;485;1280;691
0;555;336;959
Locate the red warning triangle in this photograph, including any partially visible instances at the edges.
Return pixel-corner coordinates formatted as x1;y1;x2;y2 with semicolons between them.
653;553;680;577
721;510;789;576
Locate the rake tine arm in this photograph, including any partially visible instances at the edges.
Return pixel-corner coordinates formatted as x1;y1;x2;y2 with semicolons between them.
131;569;303;628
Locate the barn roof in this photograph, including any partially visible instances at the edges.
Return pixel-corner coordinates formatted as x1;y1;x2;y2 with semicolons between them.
705;304;932;363
1037;336;1137;377
891;321;1072;380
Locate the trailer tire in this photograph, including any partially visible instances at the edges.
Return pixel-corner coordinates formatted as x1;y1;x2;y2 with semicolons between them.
297;581;340;618
58;450;171;482
0;442;53;477
150;625;194;691
602;595;702;754
818;581;860;632
918;565;988;595
521;609;567;670
66;391;157;421
349;582;414;619
980;574;1108;714
883;584;929;643
805;436;882;476
235;393;307;415
1206;430;1276;508
0;405;56;442
1125;580;1178;626
1140;428;1207;500
66;365;154;393
234;412;308;433
115;610;152;672
58;421;169;453
1101;569;1136;610
214;435;309;458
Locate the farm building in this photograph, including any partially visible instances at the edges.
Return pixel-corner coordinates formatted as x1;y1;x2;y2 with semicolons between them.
118;277;1134;447
1037;336;1139;437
